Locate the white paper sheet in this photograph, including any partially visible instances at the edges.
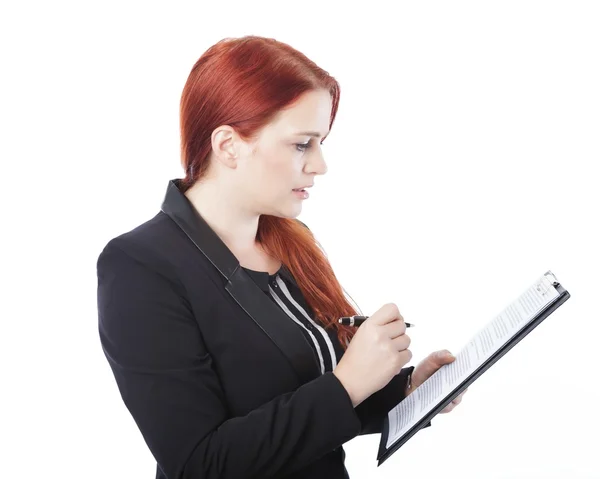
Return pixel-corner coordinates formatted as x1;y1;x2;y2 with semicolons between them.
385;271;561;449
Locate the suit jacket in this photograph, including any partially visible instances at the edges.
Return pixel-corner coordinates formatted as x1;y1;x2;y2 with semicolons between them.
97;178;422;479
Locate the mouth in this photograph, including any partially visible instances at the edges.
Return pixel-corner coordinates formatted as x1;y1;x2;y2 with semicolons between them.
292;188;310;199
292;184;313;192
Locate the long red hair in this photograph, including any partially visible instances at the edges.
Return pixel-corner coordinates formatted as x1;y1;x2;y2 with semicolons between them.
178;35;359;349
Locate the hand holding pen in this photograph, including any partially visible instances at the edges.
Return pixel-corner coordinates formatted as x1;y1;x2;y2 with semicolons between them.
332;303;413;408
339;315;415;328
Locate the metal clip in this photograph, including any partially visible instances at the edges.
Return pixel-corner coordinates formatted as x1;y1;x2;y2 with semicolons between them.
535;270;559;296
543;270;559;286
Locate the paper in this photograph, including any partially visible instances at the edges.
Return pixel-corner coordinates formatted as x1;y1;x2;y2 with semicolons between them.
385;272;561;449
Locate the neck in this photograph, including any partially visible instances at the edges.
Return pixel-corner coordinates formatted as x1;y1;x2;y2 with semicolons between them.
184;179;260;254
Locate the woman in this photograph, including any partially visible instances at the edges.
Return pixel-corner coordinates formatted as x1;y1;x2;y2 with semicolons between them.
97;35;466;479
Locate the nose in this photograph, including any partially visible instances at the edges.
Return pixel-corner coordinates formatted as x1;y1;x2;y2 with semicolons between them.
304;148;328;175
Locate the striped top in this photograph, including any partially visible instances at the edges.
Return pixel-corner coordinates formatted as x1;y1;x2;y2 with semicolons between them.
242;264;344;374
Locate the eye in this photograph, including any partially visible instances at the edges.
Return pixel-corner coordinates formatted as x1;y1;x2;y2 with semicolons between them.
295;140;324;152
295;142;311;152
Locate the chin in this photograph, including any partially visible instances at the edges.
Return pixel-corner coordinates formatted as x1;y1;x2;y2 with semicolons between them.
271;206;301;219
262;196;303;219
278;211;301;219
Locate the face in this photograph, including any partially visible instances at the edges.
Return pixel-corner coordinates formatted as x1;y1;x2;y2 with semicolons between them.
230;89;331;218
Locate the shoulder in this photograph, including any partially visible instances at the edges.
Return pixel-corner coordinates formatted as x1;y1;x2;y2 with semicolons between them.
96;211;186;289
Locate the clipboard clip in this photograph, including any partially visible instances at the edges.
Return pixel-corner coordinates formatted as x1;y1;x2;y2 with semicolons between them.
536;270;560;296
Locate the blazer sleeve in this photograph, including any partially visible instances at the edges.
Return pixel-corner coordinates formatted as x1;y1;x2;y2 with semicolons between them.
97;240;362;479
353;367;432;435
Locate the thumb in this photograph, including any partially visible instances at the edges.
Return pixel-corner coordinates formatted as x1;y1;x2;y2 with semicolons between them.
436;350;455;363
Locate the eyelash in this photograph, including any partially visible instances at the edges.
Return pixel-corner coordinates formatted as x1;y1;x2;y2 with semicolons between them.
296;140;323;152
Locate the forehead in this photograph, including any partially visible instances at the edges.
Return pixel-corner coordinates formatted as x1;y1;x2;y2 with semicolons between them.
267;89;332;136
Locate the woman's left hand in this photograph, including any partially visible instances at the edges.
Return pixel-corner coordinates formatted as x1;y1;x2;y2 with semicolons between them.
406;350;468;414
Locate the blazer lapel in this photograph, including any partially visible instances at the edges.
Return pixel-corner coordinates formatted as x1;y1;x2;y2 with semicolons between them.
160;178;320;384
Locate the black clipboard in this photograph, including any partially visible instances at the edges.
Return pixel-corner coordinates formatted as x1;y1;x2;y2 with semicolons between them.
377;270;571;466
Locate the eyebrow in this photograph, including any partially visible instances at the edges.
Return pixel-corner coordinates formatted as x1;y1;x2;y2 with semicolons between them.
294;131;329;138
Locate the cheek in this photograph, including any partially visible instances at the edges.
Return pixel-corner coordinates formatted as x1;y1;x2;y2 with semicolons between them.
257;153;295;189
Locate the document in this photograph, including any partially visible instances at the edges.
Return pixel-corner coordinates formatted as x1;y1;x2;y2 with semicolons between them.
377;270;570;465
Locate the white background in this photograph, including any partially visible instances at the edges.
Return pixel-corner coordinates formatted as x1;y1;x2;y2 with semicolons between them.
2;1;599;478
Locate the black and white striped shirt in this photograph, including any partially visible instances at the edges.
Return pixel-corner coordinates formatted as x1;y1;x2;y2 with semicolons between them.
242;264;344;374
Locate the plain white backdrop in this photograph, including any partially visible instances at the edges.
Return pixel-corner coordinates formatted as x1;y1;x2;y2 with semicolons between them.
2;1;598;478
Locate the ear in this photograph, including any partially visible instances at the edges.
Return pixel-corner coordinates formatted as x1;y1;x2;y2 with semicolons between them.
211;125;240;168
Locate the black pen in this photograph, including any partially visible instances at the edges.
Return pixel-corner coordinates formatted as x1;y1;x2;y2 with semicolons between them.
338;315;415;327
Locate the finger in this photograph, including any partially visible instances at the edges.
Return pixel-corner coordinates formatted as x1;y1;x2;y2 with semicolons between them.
442;391;466;413
422;352;449;373
433;350;455;365
372;303;404;326
382;318;407;339
391;333;411;352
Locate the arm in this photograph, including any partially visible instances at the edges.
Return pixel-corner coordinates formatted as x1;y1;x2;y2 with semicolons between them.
353;368;433;435
296;219;431;435
97;241;361;479
354;367;411;435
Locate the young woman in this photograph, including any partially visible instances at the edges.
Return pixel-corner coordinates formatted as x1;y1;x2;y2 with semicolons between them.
97;35;466;479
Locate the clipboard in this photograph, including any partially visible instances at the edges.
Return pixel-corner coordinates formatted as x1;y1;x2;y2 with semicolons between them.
377;270;571;466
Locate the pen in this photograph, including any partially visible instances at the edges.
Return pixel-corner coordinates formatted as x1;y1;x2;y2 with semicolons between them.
338;315;415;327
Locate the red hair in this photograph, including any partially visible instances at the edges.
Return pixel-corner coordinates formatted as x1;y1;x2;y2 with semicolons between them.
178;35;359;349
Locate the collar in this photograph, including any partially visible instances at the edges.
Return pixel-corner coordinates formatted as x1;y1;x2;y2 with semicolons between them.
243;264;298;293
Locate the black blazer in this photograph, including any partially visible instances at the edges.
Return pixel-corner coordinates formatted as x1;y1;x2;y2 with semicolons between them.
97;178;419;479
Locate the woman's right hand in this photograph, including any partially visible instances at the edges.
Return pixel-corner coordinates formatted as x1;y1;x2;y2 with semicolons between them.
333;303;412;407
